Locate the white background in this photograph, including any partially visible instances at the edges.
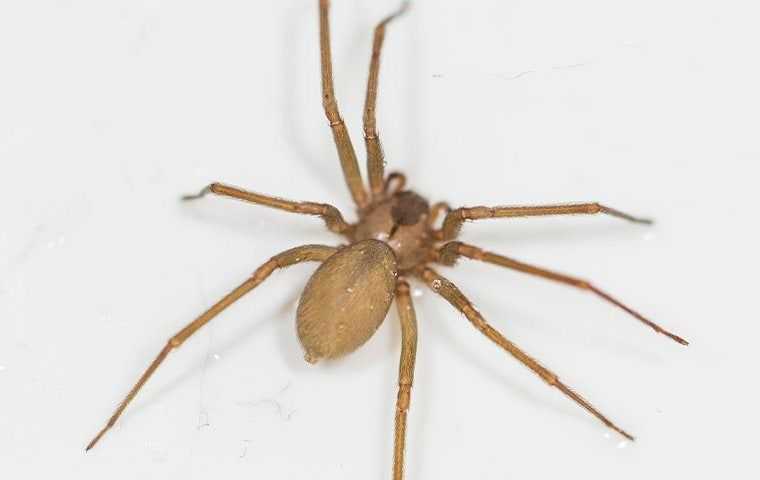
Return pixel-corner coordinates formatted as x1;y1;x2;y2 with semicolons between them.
2;0;759;479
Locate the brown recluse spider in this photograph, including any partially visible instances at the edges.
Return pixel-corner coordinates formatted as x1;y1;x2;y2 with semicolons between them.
86;1;688;478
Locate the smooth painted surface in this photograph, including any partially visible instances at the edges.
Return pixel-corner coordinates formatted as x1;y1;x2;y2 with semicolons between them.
1;1;758;478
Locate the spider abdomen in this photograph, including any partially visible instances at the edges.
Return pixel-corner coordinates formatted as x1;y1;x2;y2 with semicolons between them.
296;239;397;363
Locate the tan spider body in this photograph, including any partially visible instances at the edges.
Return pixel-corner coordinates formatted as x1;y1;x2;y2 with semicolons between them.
86;2;687;478
298;239;398;363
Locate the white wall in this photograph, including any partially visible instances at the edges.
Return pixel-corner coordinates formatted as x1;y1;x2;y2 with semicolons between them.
1;1;757;479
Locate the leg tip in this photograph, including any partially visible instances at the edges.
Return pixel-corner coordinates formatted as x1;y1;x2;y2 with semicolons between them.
666;331;690;346
85;429;107;452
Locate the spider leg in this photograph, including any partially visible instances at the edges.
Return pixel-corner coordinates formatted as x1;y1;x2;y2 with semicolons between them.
363;1;410;198
182;183;352;235
441;202;652;240
426;202;451;230
437;241;688;345
85;244;338;452
384;172;407;195
319;0;368;209
417;266;635;441
392;280;418;480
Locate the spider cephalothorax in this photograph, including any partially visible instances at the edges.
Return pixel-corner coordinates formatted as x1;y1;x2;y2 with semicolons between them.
352;189;436;271
86;2;687;479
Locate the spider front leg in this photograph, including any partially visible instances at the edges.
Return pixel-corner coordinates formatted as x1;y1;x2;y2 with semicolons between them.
438;242;688;345
182;182;353;235
440;202;652;240
392;280;418;480
319;0;368;209
363;1;410;198
85;244;338;451
417;267;635;441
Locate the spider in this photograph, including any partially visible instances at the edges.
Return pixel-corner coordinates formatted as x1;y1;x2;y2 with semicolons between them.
86;1;688;478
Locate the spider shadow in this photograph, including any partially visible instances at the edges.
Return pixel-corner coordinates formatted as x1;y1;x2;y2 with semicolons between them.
441;259;671;366
126;276;400;429
278;1;375;205
177;197;339;242
416;288;628;438
278;1;423;205
455;220;675;365
124;290;300;421
464;218;650;250
421;294;569;410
